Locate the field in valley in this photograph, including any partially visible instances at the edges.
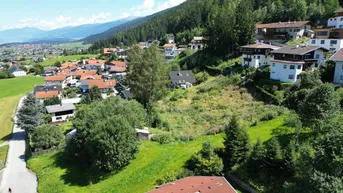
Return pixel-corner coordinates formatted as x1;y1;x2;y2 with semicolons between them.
51;42;92;49
0;76;43;143
39;54;99;66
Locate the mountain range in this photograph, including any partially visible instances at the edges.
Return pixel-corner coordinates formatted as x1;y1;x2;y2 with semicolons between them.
0;16;137;44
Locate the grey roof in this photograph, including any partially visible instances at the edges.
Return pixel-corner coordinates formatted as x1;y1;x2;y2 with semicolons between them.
80;80;90;86
34;85;62;93
8;66;24;74
169;70;196;84
271;45;327;55
46;103;76;113
121;89;134;99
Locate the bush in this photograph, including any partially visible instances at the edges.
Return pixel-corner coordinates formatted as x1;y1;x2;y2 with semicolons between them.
195;71;209;84
31;125;65;150
151;133;174;144
260;111;278;121
43;114;52;124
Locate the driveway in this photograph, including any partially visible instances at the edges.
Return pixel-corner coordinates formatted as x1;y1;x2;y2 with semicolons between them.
1;96;37;193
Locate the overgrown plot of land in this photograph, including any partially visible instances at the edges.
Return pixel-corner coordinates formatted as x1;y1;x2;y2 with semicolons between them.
0;145;9;168
0;95;21;143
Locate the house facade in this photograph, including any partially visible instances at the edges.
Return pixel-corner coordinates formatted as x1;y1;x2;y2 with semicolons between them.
256;21;313;42
46;104;76;123
270;45;327;83
9;66;26;77
163;43;177;60
190;37;206;50
44;76;67;88
240;43;280;68
169;70;196;88
330;48;343;84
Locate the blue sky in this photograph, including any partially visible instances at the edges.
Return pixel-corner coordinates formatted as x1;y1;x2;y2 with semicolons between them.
0;0;185;30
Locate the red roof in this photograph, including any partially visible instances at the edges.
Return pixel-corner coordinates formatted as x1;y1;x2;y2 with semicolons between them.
148;176;236;193
330;48;343;61
163;43;176;48
44;76;66;81
104;47;120;54
35;90;59;99
108;61;127;67
71;70;98;77
88;79;116;89
256;21;311;29
60;62;75;70
110;66;127;73
86;59;106;66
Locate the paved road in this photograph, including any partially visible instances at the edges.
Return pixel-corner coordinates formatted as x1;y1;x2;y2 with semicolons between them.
1;96;37;193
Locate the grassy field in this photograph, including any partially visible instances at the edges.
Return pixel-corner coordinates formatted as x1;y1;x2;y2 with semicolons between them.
51;42;91;49
39;54;99;66
27;115;291;193
0;76;43;99
0;145;9;168
0;95;21;143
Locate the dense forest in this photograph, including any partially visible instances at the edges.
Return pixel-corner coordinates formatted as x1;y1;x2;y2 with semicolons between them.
89;0;342;57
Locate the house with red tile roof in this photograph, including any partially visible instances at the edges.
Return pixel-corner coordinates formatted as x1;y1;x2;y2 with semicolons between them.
35;90;61;102
80;79;116;94
104;47;121;54
44;76;67;88
84;59;106;70
256;21;314;42
148;176;237;193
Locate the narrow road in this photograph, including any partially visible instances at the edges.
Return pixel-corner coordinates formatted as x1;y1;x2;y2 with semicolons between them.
1;96;37;193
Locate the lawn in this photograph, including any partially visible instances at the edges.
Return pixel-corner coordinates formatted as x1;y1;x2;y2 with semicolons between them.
27;116;291;193
0;95;21;143
39;54;99;66
0;145;9;168
0;76;43;99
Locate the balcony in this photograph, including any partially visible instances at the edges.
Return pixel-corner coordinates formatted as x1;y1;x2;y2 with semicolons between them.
243;58;252;62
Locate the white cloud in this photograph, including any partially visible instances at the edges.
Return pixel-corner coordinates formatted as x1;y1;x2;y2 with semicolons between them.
0;0;186;30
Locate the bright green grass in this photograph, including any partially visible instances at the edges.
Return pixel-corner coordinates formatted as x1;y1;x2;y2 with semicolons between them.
0;145;9;168
39;54;99;66
0;95;21;143
27;117;290;193
0;76;43;99
51;42;91;49
286;37;309;46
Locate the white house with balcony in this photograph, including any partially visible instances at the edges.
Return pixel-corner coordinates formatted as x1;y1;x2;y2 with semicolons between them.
45;103;76;123
163;43;178;62
240;43;281;68
270;45;327;83
309;37;343;53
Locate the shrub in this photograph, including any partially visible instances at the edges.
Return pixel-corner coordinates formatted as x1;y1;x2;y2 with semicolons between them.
195;71;209;84
151;133;174;144
260;111;278;121
31;125;65;150
192;95;202;101
43;114;52;124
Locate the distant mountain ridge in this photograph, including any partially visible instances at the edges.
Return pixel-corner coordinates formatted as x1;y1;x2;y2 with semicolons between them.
82;10;170;43
0;16;137;44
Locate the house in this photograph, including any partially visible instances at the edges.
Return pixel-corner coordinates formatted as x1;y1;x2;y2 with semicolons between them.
80;74;103;80
270;45;327;83
35;90;61;102
147;176;237;193
44;76;67;88
60;62;76;70
139;42;148;49
163;43;178;61
80;79;116;93
8;66;26;77
240;43;281;68
169;70;196;88
309;8;343;53
104;47;120;55
136;127;151;140
167;34;175;43
190;37;206;50
34;85;62;93
109;66;127;74
256;21;313;42
330;49;343;84
117;50;128;59
44;67;57;76
84;59;106;70
45;103;76;123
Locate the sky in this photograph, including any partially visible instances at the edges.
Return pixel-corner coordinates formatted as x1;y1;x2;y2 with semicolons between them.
0;0;186;30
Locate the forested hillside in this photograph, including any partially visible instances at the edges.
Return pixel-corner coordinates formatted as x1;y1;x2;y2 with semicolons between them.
89;0;342;55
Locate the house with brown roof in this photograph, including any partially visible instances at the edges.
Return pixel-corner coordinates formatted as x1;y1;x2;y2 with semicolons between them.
80;79;116;95
270;45;327;82
35;90;61;102
256;21;313;42
330;48;343;84
240;43;281;68
104;47;120;55
163;43;178;61
44;76;67;88
147;176;237;193
83;59;106;70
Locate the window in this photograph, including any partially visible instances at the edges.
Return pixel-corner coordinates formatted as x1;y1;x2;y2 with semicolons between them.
272;71;275;74
341;75;343;80
289;74;294;79
290;65;295;69
297;65;302;70
331;40;338;45
317;31;329;36
321;40;325;44
341;17;343;21
316;54;320;59
257;56;260;59
297;29;300;32
290;29;292;32
272;63;275;67
283;65;287;69
253;56;256;59
311;40;316;44
315;63;319;68
340;25;343;28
